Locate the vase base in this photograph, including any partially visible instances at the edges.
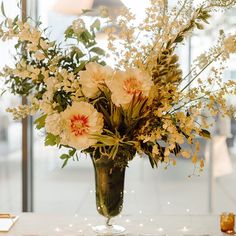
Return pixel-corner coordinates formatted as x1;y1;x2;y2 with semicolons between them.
92;224;126;235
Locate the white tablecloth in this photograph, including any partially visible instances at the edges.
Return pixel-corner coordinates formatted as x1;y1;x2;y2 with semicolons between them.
1;214;226;236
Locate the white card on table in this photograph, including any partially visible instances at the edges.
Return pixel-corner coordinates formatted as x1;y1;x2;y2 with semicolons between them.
0;216;19;232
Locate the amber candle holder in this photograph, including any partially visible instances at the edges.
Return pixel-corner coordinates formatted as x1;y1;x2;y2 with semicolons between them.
220;212;235;234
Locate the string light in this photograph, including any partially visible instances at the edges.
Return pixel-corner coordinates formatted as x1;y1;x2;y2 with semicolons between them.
157;227;164;232
54;227;61;232
181;226;189;232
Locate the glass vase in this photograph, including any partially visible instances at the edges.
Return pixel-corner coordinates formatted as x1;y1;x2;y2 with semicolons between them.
92;156;126;235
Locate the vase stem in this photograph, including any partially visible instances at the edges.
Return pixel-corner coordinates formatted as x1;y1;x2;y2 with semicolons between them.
106;217;112;227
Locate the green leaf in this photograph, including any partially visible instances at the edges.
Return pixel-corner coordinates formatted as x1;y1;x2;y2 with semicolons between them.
148;155;156;168
90;56;99;62
195;22;204;30
90;19;100;31
110;144;119;160
174;35;184;43
82;9;92;14
13;15;19;23
100;61;106;66
1;2;6;17
202;18;209;24
69;149;76;156
61;158;69;168
99;104;113;129
75;61;87;73
83;30;94;40
34;114;47;129
199;129;211;139
72;48;85;58
0;89;6;96
60;154;70;160
93;134;117;146
14;41;21;50
173;143;181;155
64;26;74;39
90;47;105;55
45;133;60;146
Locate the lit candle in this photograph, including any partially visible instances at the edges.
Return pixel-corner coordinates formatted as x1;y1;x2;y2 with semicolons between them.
220;212;235;234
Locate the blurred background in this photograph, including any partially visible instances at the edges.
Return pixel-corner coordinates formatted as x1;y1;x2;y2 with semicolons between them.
0;0;236;216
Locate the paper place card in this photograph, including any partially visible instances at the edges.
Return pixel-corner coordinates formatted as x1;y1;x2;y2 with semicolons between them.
0;215;19;232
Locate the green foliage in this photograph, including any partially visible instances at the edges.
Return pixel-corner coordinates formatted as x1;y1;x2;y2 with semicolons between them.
1;2;6;17
60;148;78;168
34;114;47;129
90;19;100;31
45;133;60;146
6;76;34;96
60;154;70;168
53;91;72;112
74;60;87;73
199;129;211;139
82;9;92;14
64;18;104;63
90;47;105;56
166;7;211;49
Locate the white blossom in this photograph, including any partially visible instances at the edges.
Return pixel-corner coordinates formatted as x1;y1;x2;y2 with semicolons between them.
45;113;63;136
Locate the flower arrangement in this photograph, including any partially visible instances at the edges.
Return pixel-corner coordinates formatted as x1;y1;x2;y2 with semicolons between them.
0;0;236;170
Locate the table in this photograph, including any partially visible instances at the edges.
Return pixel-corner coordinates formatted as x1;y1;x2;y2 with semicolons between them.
1;214;225;236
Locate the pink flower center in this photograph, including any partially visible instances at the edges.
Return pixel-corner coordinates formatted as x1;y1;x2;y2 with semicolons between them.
123;77;142;95
70;115;89;136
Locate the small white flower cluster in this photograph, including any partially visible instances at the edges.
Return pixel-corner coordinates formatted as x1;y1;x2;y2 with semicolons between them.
72;19;86;35
99;6;109;18
223;34;236;58
45;113;63;136
6;102;39;120
196;53;209;70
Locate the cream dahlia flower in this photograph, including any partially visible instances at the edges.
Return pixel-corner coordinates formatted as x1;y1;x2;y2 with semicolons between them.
79;62;113;98
45;113;63;136
60;101;104;150
107;68;154;107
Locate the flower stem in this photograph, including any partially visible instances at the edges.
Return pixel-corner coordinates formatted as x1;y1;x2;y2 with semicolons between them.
180;51;223;92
